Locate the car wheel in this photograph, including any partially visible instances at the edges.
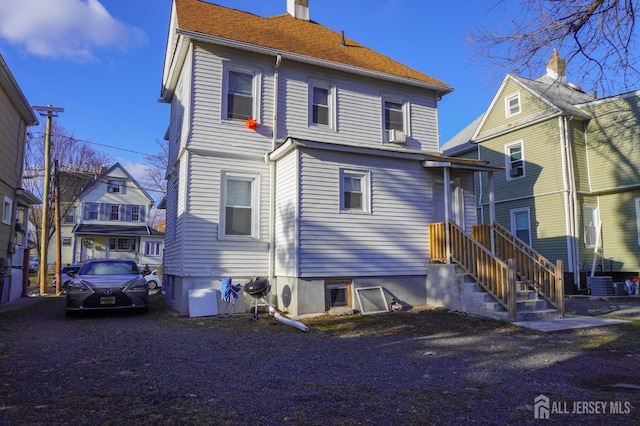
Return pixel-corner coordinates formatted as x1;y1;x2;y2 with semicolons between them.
147;280;157;290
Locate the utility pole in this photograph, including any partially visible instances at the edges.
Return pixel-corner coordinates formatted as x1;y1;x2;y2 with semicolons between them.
32;105;64;295
54;160;62;295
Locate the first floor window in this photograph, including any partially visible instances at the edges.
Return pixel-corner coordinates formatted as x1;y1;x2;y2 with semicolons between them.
145;241;161;256
222;174;258;238
510;208;531;246
109;237;136;252
341;170;370;213
2;196;12;225
583;204;599;248
62;237;72;247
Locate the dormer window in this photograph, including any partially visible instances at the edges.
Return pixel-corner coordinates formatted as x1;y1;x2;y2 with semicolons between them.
505;93;521;117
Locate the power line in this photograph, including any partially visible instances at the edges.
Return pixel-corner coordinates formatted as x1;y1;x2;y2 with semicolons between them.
29;131;159;157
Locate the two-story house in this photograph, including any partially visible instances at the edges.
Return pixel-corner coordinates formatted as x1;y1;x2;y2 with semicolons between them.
159;0;505;317
0;54;39;303
443;51;640;292
49;163;164;269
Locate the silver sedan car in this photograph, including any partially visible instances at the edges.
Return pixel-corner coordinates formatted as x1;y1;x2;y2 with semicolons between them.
65;259;149;317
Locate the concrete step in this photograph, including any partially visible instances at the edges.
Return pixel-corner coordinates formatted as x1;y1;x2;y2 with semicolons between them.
516;298;550;311
515;308;560;322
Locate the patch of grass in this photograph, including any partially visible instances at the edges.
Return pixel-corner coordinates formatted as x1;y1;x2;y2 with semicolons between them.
572;319;640;351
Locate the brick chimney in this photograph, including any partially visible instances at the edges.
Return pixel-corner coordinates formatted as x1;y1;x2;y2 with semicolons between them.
287;0;309;21
546;49;566;82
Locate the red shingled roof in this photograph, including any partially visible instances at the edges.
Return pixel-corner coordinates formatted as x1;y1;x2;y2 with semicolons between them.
174;0;450;90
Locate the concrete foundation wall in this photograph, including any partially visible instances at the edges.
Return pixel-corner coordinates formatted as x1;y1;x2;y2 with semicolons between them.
272;275;427;317
426;264;504;320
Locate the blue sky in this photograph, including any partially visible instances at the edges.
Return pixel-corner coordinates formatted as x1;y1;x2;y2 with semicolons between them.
0;0;521;179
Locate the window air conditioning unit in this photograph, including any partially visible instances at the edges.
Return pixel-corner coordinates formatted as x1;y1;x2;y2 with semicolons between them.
510;165;524;178
388;129;406;144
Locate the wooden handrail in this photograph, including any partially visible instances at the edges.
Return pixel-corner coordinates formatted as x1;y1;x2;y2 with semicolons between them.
472;222;564;317
430;222;518;320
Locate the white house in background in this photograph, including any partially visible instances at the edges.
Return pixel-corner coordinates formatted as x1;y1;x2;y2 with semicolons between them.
49;163;164;268
159;0;496;316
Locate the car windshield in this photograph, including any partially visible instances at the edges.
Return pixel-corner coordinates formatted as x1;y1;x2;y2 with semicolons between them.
80;262;139;276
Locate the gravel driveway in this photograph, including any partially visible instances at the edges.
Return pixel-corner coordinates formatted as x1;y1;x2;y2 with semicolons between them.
1;295;639;425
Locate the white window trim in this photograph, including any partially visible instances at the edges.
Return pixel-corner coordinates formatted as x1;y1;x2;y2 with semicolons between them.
382;96;410;143
219;171;261;240
308;80;336;129
2;196;13;225
582;204;599;248
505;92;521;117
221;63;262;123
510;207;532;246
340;169;371;214
505;140;525;181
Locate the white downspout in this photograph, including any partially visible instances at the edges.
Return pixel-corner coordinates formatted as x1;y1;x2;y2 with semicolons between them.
268;54;282;285
564;116;580;286
559;116;574;277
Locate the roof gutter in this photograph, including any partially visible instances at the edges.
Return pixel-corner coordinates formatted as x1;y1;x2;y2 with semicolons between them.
174;29;453;96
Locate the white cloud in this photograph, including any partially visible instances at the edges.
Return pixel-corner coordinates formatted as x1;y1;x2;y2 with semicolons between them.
0;0;147;60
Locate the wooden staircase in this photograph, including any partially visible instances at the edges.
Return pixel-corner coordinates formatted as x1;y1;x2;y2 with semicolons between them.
429;221;564;321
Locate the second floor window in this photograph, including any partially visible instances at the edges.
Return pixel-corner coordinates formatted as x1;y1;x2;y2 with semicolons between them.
63;208;76;224
384;100;404;132
311;85;330;126
131;206;140;222
110;205;120;221
505;142;524;180
88;203;99;220
226;70;254;120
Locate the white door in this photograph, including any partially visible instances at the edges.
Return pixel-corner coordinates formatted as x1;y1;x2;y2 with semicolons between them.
433;179;464;227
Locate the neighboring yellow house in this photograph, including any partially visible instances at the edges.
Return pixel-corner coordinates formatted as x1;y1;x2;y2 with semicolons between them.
443;51;640;292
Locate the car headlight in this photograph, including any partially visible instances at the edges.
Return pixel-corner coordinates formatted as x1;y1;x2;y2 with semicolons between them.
124;277;148;291
67;280;93;292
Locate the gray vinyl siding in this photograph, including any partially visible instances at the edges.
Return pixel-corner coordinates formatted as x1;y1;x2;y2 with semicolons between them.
297;148;431;277
180;152;270;276
274;151;299;277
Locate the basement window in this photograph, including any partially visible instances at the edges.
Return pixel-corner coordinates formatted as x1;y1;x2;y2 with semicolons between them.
325;279;352;310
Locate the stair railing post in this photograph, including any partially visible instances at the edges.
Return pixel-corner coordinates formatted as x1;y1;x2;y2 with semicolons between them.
443;167;451;264
507;258;517;321
488;171;496;255
556;259;564;318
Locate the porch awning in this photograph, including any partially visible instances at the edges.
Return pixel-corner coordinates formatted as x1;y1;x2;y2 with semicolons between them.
422;154;504;172
72;224;163;237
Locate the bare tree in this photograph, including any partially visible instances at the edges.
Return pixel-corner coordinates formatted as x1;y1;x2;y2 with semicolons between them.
470;0;640;95
140;139;168;229
24;122;113;267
